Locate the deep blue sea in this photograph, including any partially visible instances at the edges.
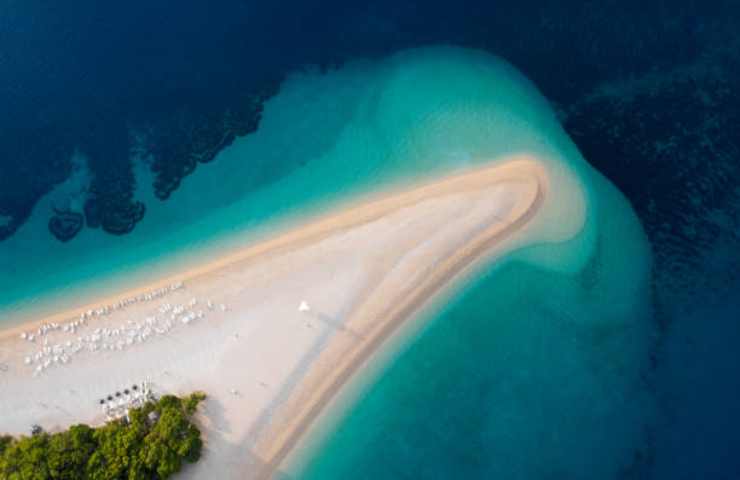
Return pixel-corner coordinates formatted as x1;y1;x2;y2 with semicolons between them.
1;1;739;478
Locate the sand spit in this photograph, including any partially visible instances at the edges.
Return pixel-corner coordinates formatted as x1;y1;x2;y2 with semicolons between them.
0;156;548;479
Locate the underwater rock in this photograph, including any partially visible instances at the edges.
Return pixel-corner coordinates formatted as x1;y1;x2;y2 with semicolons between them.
48;210;84;242
148;88;274;200
86;169;146;236
81;114;148;237
99;200;146;235
0;85;275;241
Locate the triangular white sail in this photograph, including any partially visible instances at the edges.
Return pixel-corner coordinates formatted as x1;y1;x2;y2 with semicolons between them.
298;301;311;312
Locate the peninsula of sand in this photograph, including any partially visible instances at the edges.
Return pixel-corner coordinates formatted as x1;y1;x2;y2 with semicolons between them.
0;156;559;478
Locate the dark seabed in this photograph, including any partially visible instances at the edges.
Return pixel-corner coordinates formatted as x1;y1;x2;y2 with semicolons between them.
2;1;739;478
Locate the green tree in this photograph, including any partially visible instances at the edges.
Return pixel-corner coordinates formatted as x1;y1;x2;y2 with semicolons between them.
47;425;96;479
183;392;206;416
0;435;12;456
0;391;206;480
0;432;51;480
139;394;204;478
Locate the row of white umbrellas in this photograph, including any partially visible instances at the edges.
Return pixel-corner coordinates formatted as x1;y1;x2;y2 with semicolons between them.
25;292;229;376
19;281;186;344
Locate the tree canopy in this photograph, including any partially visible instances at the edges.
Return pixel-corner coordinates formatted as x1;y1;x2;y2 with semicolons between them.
0;392;206;480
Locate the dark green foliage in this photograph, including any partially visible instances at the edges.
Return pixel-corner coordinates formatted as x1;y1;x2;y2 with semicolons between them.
0;437;12;456
0;392;206;480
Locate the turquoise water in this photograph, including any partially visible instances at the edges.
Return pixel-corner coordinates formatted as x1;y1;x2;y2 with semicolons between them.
294;170;653;479
1;47;585;323
0;46;653;478
278;49;654;478
0;47;563;322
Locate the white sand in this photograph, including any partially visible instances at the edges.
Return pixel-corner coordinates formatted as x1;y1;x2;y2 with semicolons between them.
0;156;548;479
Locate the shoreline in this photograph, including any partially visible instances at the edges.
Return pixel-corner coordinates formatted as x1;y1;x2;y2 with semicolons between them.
0;156;549;479
254;165;545;478
0;157;542;344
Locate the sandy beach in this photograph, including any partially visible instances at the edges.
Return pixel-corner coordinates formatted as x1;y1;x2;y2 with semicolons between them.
0;156;548;479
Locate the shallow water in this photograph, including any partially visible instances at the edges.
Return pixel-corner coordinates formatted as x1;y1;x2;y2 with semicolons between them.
0;44;714;480
0;47;582;323
298;265;651;479
3;3;740;478
295;167;654;477
293;152;653;480
259;49;654;478
0;51;478;322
